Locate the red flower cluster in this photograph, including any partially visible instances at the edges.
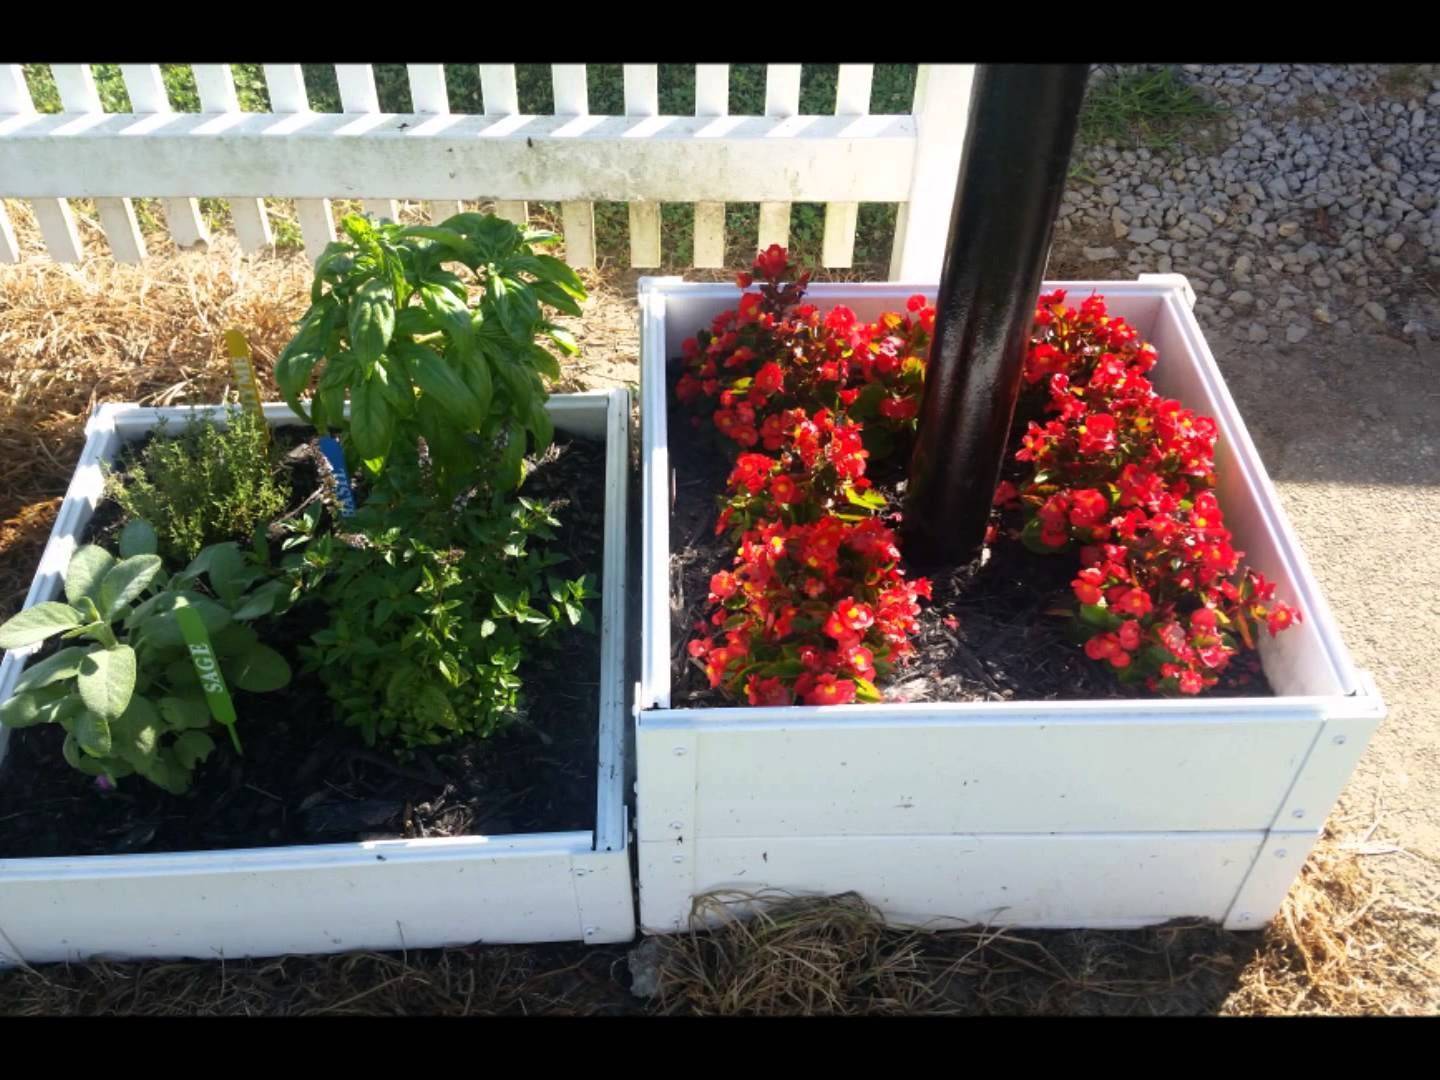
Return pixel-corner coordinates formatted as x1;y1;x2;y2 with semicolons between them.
676;245;931;454
1003;289;1302;693
678;246;935;706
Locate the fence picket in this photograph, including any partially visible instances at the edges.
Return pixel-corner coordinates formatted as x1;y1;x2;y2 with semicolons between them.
758;64;801;253
120;64;209;249
0;65;33;114
95;197;147;263
622;65;658;117
552;65;594;268
261;64;309;113
405;66;460;223
53;65;145;262
479;64;520;115
118;63;168;112
763;64;801;118
195;65;269;251
625;65;661;267
264;65;333;261
0;203;18;263
821;63;872;268
336;65;398;223
32;198;84;264
835;63;874;115
561;201;596;269
51;64;102;112
889;64;975;281
692;65;728;268
551;64;587;115
695;64;728;118
334;64;380;113
693;201;725;269
406;64;448;114
230;200;274;252
192;64;240;113
296;198;337;259
2;64;81;262
821;201;859;269
480;65;526;225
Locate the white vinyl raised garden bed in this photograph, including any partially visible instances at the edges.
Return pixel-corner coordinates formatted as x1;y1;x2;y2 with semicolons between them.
0;390;634;967
635;275;1385;934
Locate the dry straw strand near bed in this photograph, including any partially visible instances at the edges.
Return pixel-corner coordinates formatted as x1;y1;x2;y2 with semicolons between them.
642;830;1439;1016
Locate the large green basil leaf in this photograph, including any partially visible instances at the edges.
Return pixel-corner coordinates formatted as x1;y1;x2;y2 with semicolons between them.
348;278;397;368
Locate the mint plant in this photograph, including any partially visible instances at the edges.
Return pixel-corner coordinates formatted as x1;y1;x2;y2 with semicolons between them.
0;524;292;793
274;212;585;495
295;447;595;752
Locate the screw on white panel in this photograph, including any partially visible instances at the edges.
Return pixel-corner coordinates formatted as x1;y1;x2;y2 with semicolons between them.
673;746;687;756
669;820;683;830
1333;735;1347;745
672;854;685;863
1275;849;1288;859
584;927;598;938
1238;912;1253;923
1292;809;1306;820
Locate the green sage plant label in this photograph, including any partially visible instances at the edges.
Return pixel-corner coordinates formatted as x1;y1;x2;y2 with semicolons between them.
174;602;241;751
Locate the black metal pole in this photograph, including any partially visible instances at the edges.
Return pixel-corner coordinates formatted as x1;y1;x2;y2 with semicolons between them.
902;64;1089;566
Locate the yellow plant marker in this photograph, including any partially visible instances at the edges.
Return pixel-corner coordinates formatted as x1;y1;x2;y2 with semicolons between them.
223;329;267;440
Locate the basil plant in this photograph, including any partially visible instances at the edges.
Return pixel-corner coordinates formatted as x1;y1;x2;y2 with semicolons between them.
274;212;586;496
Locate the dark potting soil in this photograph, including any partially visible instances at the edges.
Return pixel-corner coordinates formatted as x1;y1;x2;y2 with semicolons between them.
666;390;1274;708
0;433;605;858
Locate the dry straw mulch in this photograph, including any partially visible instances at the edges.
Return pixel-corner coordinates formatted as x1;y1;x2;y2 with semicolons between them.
647;831;1438;1016
1;832;1433;1015
1;200;1436;1016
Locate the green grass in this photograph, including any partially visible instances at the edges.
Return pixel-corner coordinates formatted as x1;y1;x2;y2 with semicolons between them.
20;64;918;272
1379;63;1428;99
1078;66;1226;153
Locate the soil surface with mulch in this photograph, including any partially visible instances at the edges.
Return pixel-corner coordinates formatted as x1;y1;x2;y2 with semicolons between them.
0;431;605;858
667;389;1273;708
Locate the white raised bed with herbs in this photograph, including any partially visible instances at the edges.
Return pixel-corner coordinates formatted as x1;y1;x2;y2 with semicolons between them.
635;276;1385;934
0;390;633;967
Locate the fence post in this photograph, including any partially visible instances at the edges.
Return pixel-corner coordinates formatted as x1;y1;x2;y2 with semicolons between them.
888;64;975;282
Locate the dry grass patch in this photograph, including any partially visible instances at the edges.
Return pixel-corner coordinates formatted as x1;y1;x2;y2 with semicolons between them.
645;832;1438;1016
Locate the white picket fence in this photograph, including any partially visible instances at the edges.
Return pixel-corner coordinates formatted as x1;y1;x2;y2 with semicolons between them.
0;64;974;279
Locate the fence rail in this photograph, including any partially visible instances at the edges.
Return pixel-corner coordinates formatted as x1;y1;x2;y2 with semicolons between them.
0;64;974;278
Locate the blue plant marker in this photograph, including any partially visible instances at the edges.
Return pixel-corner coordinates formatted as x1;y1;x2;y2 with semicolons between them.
318;436;357;518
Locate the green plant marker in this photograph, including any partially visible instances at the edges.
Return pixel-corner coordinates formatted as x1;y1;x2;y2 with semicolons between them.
174;602;242;754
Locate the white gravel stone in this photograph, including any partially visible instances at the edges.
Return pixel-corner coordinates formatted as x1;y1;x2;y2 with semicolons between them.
1364;301;1387;322
1385;232;1407;251
1286;322;1310;343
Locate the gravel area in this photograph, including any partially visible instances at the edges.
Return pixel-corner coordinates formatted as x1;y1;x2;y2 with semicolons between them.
1054;63;1440;346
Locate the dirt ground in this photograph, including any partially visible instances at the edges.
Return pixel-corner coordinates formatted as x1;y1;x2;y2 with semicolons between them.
1205;322;1440;934
0;217;1436;1013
